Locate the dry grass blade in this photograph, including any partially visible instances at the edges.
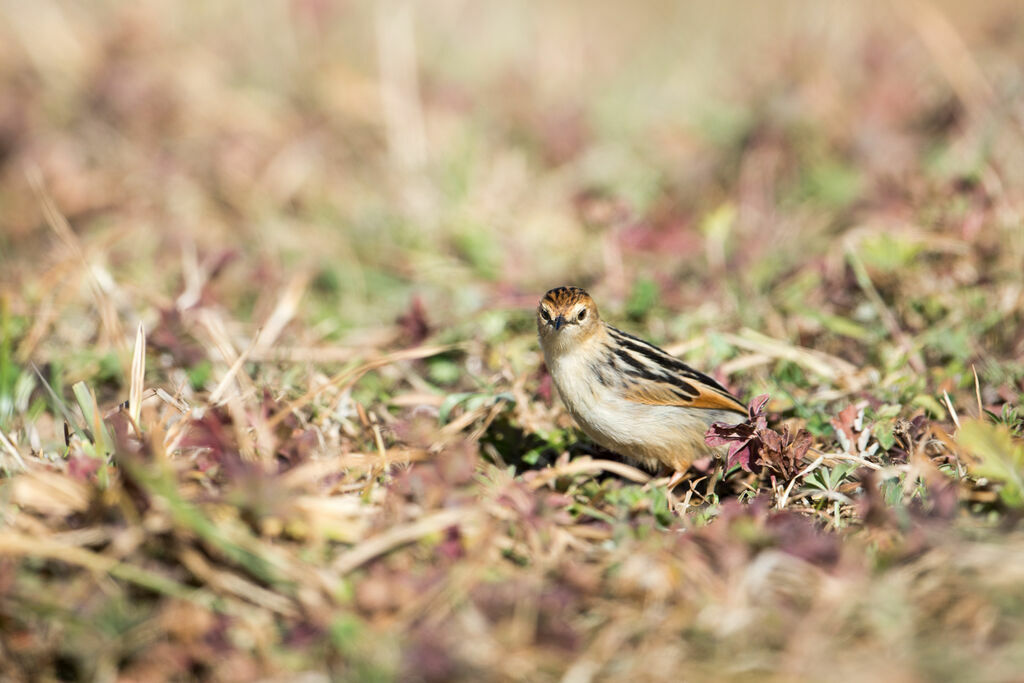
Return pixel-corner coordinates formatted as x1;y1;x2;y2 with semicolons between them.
25;164;126;353
155;387;190;413
0;531;215;607
255;271;309;352
527;459;653;489
721;330;861;385
332;508;470;574
891;0;995;119
0;428;27;471
266;343;459;429
178;548;299;617
943;391;961;430
208;327;263;405
280;449;426;489
7;469;91;516
129;321;145;427
844;244;926;375
972;364;983;419
778;453;825;509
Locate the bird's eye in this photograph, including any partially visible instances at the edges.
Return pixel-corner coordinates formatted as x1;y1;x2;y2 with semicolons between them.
577;309;587;321
540;309;551;322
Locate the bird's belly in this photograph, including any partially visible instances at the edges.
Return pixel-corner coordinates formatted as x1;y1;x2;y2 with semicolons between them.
548;354;742;471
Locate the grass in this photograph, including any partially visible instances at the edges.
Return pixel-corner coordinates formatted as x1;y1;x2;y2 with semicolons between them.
2;0;1024;680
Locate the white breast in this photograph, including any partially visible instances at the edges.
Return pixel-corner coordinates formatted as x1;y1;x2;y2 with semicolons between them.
545;346;679;446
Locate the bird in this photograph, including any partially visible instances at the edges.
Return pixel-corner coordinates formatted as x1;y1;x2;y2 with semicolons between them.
536;285;746;489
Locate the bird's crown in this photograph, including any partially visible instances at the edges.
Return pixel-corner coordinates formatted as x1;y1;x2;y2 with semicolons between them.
540;286;592;311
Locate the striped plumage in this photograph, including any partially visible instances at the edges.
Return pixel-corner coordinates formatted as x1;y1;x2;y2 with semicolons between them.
537;286;746;477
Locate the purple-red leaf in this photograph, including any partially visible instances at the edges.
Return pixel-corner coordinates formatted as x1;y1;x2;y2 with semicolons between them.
706;395;814;478
705;394;771;472
67;453;102;481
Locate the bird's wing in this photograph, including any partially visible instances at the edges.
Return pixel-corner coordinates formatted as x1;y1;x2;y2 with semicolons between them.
623;379;747;413
607;326;747;415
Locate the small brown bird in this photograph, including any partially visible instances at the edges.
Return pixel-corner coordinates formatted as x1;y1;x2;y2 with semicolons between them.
537;286;746;488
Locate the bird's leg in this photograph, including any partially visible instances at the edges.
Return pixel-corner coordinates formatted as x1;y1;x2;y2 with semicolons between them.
705;462;722;500
663;470;684;516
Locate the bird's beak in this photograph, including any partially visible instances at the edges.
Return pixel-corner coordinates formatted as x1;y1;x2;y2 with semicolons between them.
552;315;566;331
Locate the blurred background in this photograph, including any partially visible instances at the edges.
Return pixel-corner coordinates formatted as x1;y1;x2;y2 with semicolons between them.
1;0;1022;373
4;3;1024;680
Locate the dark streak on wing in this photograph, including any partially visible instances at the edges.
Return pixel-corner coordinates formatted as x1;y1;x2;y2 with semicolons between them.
589;360;611;387
605;350;620;373
672;388;695;401
609;326;730;390
608;325;742;407
613;346;700;397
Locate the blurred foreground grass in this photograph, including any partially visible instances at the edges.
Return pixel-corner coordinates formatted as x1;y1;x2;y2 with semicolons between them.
2;0;1024;680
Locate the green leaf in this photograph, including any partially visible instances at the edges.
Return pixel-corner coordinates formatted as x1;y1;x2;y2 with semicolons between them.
959;419;1024;507
439;392;475;425
438;391;515;425
857;233;923;273
72;381;113;456
427;358;461;385
454;227;499;280
912;394;946;419
799;159;864;208
626;278;659;319
801;309;872;341
187;360;213;390
0;298;18;429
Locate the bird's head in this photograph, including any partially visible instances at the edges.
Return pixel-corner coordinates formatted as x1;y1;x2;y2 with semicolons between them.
537;286;600;352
